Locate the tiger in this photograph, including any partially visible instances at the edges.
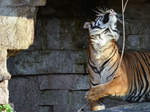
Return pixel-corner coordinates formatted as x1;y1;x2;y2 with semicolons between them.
84;9;150;111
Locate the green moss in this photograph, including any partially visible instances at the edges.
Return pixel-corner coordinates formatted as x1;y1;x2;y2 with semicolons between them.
0;104;14;112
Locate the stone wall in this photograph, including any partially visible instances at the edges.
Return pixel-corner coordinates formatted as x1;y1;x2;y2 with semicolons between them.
0;0;46;107
8;0;150;112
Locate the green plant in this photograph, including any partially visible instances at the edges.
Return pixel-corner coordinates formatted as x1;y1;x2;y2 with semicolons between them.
0;104;13;112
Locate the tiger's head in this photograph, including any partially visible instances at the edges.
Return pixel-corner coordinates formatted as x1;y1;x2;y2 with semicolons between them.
84;9;119;47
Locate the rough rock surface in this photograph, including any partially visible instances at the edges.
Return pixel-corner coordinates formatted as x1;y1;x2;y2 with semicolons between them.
0;49;11;104
0;81;9;104
0;0;46;6
8;50;87;75
0;7;37;49
0;0;47;105
86;102;150;112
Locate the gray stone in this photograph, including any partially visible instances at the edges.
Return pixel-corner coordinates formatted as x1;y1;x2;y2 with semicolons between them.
41;91;128;112
0;0;46;6
86;102;150;112
52;102;150;112
140;35;150;50
69;91;87;106
39;106;53;112
39;105;88;112
125;22;150;35
59;19;89;50
40;90;88;106
39;90;88;111
123;35;150;51
8;50;88;75
9;76;40;112
31;18;61;50
126;35;140;50
53;105;71;112
40;90;69;105
0;6;37;49
30;17;89;50
53;105;89;112
39;74;89;90
118;21;150;36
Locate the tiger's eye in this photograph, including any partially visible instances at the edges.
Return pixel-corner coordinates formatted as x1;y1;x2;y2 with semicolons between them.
110;9;114;12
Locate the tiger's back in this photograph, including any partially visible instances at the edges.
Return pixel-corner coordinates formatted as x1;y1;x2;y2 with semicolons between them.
123;51;150;102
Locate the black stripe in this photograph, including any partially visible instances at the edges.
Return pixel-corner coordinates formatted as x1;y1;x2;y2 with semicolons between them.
100;48;117;71
134;64;144;101
141;52;150;72
127;70;137;101
135;53;149;101
88;59;100;74
90;80;99;86
131;72;138;101
108;58;118;71
88;48;116;74
126;59;137;101
104;49;117;66
106;63;119;81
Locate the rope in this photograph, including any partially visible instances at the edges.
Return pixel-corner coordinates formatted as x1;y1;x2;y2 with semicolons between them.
117;0;128;73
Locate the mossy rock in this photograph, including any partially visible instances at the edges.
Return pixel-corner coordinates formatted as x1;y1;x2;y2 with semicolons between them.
0;104;14;112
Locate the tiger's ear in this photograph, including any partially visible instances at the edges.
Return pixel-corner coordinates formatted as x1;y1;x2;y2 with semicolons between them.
83;22;91;29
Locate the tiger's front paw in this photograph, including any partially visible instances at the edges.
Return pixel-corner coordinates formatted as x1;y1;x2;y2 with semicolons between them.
91;103;105;111
86;88;100;102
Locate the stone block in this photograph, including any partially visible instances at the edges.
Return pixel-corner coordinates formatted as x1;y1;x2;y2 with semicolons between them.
39;105;88;112
30;17;89;50
53;105;89;112
59;19;89;50
39;90;88;111
0;0;46;6
118;21;150;36
7;50;88;75
40;90;69;105
126;35;140;50
86;102;150;112
69;91;87;106
40;90;87;105
0;80;9;104
9;77;40;112
126;22;150;35
39;75;89;90
39;90;130;112
0;6;37;49
39;106;53;112
31;18;61;50
124;35;150;50
140;35;150;50
53;105;71;112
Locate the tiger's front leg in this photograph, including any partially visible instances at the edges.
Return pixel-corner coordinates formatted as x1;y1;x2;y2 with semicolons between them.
86;85;108;111
87;85;107;102
87;76;128;111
